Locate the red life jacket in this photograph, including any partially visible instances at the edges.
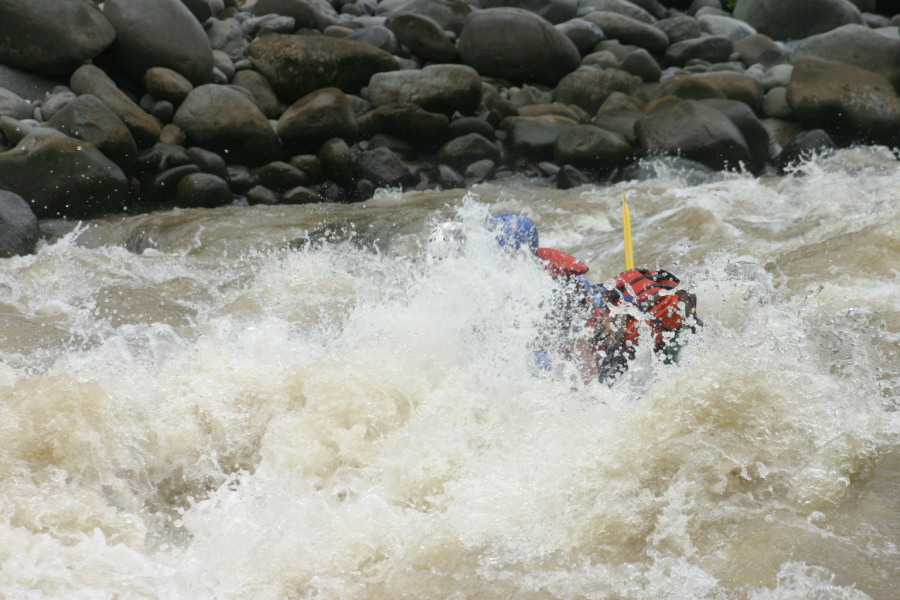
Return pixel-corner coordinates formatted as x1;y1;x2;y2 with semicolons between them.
535;247;589;277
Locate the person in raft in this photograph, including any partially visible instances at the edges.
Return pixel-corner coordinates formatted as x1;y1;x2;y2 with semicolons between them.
487;213;701;383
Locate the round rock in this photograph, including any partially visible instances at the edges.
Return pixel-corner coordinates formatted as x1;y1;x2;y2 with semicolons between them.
0;190;39;258
385;13;459;63
47;94;138;170
367;65;482;115
175;172;233;208
278;87;358;153
732;0;863;41
554;69;646;116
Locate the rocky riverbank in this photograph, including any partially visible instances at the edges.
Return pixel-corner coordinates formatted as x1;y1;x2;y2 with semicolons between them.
1;0;899;256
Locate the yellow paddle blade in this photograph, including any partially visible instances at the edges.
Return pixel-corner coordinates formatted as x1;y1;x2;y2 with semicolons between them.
622;190;634;270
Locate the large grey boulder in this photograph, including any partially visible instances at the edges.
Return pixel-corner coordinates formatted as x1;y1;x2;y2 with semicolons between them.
47;94;138;170
791;24;900;90
480;0;578;25
635;100;752;170
385;13;459;63
553;124;633;174
277;87;358;153
457;8;581;87
103;0;214;86
246;34;400;103
367;65;483;115
0;190;39;258
553;69;646;116
0;0;115;76
787;58;900;144
173;84;282;166
732;0;863;41
70;65;161;148
500;115;579;160
0;131;129;218
581;11;670;54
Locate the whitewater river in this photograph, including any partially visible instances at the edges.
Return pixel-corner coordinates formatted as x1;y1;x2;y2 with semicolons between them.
0;148;897;599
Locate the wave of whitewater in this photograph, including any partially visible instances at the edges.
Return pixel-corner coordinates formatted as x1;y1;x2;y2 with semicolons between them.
0;147;897;599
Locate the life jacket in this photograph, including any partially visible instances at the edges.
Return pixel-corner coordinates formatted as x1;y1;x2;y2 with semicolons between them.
535;247;589;277
603;268;698;355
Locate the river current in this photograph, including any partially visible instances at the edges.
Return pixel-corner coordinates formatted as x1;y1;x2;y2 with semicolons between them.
0;147;897;599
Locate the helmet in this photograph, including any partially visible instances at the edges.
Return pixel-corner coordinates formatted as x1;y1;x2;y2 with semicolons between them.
488;213;539;254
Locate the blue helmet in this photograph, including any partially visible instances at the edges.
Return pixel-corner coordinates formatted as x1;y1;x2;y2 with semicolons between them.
488;213;539;254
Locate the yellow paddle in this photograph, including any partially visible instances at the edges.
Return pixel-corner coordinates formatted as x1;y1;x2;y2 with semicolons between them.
621;190;634;270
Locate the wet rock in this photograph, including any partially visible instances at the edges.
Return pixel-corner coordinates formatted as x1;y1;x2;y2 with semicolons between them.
385;13;458;63
554;69;646;115
246;184;280;205
0;0;115;76
281;185;321;204
355;147;414;187
159;123;188;146
227;165;256;193
205;17;249;57
277;87;358;154
762;87;792;119
465;158;496;182
212;51;236;82
318;137;356;184
553;124;633;174
581;12;670;54
734;34;785;67
346;26;401;54
37;90;77;122
620;49;662;82
102;0;214;86
555;163;594;189
437;133;501;169
70;65;161;148
240;14;297;37
253;0;339;31
702;98;771;170
732;0;863;41
256;161;309;193
47;94;138;170
481;0;578;25
368;134;415;159
357;103;449;146
457;8;581;86
0;131;129;218
173;84;282;166
289;154;324;183
777;128;836;170
787;58;900;144
186;146;229;178
181;0;224;22
376;0;473;37
517;103;591;123
367;65;482;115
693;71;764;112
791;24;900;89
246;34;400;103
0;65;60;103
447;116;496;140
436;164;465;189
664;35;734;66
500;115;579;160
583;0;657;24
555;19;606;55
143;67;194;106
0;89;32;120
698;14;757;42
592;109;642;144
230;70;282;120
635;99;752;170
0;190;39;258
175;172;233;208
145;164;202;200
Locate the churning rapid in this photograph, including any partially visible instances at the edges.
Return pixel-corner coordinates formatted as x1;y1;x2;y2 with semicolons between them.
0;147;897;599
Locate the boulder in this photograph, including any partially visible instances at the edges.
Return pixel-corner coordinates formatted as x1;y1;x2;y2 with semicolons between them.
367;65;483;115
552;124;633;173
246;34;400;103
654;16;703;44
664;35;734;66
787;58;900;144
635;99;752;170
734;34;785;67
355;147;415;187
186;146;229;178
385;13;459;63
173;84;282;166
0;131;129;218
791;24;900;89
0;0;115;76
357;103;450;146
47;94;138;170
375;0;473;36
554;69;646;115
253;0;339;31
479;0;578;25
70;65;161;148
651;74;727;103
0;65;60;103
346;26;400;55
620;49;662;82
230;70;282;120
0;190;39;258
277;87;358;153
0;89;32;120
102;0;214;86
581;0;657;23
702;98;772;170
457;8;581;87
437;133;501;169
175;173;233;208
143;67;194;106
255;161;309;193
592;109;642;143
500;115;579;160
697;14;757;42
732;0;863;41
581;11;670;54
555;19;607;55
318;138;355;184
693;71;764;112
777;129;836;170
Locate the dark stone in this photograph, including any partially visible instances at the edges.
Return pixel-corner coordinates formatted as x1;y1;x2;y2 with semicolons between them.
0;131;129;218
355;147;414;187
702;98;772;171
357;103;450;147
47;94;138;170
555;164;594;189
318;137;356;184
733;0;864;41
246;185;280;205
145;164;202;200
620;49;662;82
553;124;633;174
790;24;900;89
465;158;496;182
0;89;32;120
592;109;642;144
0;190;39;257
554;69;646;116
457;8;581;86
231;70;282;120
777;129;836;170
437;133;501;169
385;13;458;62
289;154;324;182
555;18;607;55
368;134;415;160
581;11;670;54
375;0;473;37
246;34;400;103
277;87;358;154
436;164;466;189
346;26;400;54
500;115;579;160
227;164;256;193
0;0;115;76
256;161;309;193
102;0;214;85
664;35;734;66
281;185;321;204
175;172;233;208
367;65;482;116
655;16;703;44
143;67;194;106
253;0;339;30
447;116;496;141
186;146;229;178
